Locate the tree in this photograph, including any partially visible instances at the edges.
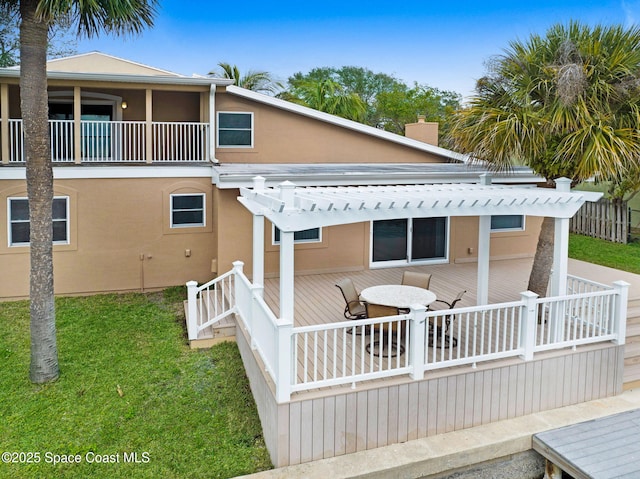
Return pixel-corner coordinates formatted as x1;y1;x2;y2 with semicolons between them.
279;78;367;121
281;66;461;138
0;3;76;67
210;62;282;95
448;22;640;297
15;0;157;383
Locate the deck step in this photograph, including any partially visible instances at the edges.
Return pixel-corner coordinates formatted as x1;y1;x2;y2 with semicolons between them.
624;342;640;361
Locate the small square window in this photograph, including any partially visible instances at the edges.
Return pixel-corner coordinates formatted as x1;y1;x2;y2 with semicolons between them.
491;215;524;232
217;112;253;147
8;197;69;246
171;194;205;228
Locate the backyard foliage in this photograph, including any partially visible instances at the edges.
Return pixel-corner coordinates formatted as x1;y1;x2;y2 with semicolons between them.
0;291;272;479
449;21;640;298
280;66;461;136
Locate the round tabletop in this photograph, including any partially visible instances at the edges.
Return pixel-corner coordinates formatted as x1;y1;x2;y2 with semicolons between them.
360;285;436;309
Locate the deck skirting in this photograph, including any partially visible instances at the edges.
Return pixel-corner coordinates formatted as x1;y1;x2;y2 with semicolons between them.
237;317;624;468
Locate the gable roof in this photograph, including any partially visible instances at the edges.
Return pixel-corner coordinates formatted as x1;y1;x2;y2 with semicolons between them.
225;86;469;164
46;52;182;77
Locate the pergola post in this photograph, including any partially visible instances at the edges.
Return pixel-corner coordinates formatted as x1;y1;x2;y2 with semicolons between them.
278;181;296;324
251;176;266;297
551;178;572;297
477;174;492;305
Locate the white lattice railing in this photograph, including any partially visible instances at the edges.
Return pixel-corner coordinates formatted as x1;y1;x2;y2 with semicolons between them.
5;119;209;163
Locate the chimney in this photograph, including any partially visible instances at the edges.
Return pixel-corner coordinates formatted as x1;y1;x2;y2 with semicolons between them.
405;115;439;146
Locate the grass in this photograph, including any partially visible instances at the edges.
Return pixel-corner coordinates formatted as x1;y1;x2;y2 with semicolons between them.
569;233;640;275
0;289;272;479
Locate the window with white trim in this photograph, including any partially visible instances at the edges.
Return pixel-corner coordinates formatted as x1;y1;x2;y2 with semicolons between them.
217;112;253;147
8;196;69;246
273;226;321;245
170;193;205;228
491;215;525;232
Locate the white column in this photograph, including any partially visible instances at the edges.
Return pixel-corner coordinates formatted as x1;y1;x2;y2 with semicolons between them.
251;176;266;296
477;174;492;305
550;178;572;297
209;84;217;163
278;181;296;324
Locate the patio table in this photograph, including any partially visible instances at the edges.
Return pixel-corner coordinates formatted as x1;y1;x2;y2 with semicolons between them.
360;284;436;309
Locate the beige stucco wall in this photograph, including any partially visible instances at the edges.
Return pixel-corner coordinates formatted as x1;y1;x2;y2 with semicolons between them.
214;93;446;164
0;177;216;299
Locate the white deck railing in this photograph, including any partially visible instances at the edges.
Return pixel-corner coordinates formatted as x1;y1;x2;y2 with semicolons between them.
187;264;630;403
185;268;236;341
5;119;209;163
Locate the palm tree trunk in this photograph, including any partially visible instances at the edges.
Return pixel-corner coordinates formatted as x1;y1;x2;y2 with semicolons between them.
20;0;59;383
527;216;555;298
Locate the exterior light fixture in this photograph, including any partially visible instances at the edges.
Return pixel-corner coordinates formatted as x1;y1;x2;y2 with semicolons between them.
121;101;128;109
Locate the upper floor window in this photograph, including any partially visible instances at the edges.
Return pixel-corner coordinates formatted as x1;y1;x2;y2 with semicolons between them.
217;112;253;147
171;193;205;228
8;197;69;246
491;215;525;232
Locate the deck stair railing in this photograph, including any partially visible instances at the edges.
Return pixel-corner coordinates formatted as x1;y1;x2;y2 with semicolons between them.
186;267;237;342
188;264;630;402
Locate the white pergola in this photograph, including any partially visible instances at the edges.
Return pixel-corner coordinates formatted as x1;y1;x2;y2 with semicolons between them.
238;175;602;325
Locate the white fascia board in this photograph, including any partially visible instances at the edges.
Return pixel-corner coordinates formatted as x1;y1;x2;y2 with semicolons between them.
225;86;469;163
0;69;234;88
1;165;214;180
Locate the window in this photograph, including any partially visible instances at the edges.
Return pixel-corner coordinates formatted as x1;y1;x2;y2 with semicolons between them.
217;112;253;147
491;215;525;232
8;197;69;246
170;194;205;228
273;226;321;244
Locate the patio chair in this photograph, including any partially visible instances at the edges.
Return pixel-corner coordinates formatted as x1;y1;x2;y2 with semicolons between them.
428;290;467;348
335;278;367;321
399;271;433;313
365;303;404;357
401;271;432;290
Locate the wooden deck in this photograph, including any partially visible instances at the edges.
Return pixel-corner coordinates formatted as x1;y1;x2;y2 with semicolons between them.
262;257;534;327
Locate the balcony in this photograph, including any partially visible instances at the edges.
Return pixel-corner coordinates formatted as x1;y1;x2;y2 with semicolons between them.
3;119;211;164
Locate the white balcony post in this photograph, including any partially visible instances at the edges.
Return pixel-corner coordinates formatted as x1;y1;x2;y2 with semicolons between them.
409;304;427;380
275;322;293;403
477;173;492;305
73;87;82;164
613;280;630;345
519;291;539;361
186;280;199;341
1;84;9;164
209;84;217;163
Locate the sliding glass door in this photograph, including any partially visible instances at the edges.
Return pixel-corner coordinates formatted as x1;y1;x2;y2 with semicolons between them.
371;217;448;266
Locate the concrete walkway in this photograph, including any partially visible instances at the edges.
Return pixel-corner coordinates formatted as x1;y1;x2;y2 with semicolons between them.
237;388;640;479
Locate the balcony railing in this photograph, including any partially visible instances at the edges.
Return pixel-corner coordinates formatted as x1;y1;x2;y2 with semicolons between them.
5;119;210;163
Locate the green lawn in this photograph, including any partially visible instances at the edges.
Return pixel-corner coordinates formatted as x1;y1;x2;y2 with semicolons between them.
569;233;640;275
0;290;272;479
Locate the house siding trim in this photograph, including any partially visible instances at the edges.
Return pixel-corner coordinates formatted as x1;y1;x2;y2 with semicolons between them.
0;165;214;180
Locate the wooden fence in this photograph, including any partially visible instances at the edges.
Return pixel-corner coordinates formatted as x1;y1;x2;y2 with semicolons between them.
570;198;629;244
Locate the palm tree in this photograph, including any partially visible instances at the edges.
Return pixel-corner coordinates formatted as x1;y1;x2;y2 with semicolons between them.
449;22;640;297
17;0;157;383
210;62;282;94
280;78;367;122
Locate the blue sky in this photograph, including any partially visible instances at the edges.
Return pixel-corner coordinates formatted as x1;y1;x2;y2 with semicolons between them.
77;0;640;98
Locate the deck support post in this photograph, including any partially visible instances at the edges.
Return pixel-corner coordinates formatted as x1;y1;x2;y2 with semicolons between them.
613;280;630;345
477;174;492;305
409;304;427;380
186;280;199;341
520;291;539;361
544;460;563;479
